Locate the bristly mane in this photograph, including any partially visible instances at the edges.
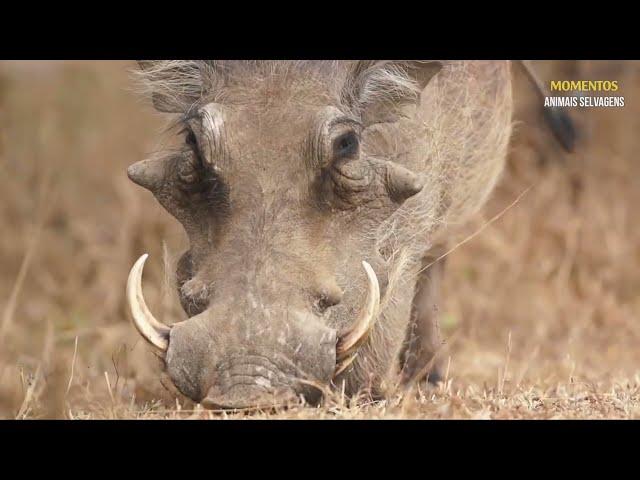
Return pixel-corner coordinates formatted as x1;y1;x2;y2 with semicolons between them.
134;60;424;116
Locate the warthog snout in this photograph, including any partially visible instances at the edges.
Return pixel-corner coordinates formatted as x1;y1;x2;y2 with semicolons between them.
127;254;379;408
200;351;328;409
166;306;338;408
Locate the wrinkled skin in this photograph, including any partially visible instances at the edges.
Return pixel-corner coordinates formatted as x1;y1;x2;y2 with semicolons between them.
128;61;513;408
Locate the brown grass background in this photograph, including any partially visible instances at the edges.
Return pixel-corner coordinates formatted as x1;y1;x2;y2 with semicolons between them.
0;60;638;419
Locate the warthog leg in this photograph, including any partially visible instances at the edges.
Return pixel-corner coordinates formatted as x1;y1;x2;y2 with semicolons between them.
399;246;447;387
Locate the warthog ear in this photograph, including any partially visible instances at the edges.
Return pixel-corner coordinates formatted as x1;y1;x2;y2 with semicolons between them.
345;60;443;125
136;60;217;114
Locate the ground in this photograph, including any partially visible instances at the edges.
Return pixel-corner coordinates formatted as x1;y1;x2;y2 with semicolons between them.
1;60;639;419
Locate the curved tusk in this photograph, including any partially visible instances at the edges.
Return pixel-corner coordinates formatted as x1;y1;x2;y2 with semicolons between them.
335;261;380;370
126;254;170;352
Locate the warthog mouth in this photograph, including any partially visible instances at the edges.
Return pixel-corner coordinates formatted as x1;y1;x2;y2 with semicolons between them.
125;253;381;407
202;383;302;410
201;353;314;409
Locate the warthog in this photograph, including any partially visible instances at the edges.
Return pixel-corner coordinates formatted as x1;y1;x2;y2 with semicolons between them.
126;60;514;409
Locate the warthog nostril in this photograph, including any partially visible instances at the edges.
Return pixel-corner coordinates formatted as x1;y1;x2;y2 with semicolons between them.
315;282;344;313
317;295;340;313
179;277;211;316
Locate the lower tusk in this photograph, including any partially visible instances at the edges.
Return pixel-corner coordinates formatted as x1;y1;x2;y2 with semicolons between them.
126;254;170;352
335;261;381;371
334;353;359;377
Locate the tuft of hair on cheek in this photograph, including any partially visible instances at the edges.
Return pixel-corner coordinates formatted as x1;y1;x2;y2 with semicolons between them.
362;65;421;106
133;60;224;114
161;242;178;316
342;61;423;115
378;246;414;313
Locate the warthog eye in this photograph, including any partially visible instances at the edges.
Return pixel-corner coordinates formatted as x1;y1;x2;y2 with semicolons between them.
333;131;359;160
183;128;205;165
185;130;197;149
177;129;211;191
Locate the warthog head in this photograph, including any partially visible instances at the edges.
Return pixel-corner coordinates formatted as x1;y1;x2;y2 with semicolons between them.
126;60;512;408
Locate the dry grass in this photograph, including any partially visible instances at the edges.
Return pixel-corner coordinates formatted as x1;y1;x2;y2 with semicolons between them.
1;60;639;419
